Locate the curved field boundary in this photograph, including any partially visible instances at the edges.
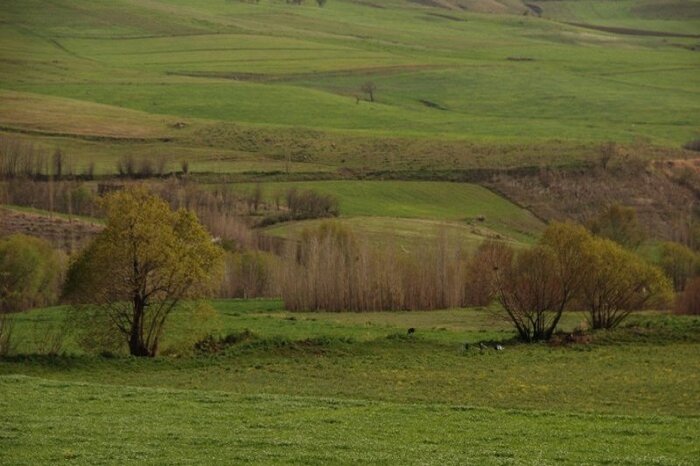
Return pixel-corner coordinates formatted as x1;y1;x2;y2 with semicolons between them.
565;21;700;38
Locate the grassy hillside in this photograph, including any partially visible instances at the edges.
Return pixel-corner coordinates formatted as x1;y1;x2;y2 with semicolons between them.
251;180;544;245
0;0;697;175
539;0;700;35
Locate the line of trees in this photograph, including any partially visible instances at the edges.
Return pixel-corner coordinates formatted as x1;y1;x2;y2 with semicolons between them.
279;223;495;312
2;185;698;357
0;136;81;180
279;221;675;341
489;224;671;341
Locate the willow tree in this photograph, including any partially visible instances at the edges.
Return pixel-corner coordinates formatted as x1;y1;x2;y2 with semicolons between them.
65;187;223;357
491;223;594;342
580;237;672;329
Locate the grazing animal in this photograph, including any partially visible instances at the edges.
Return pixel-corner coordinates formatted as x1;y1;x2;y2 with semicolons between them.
494;344;504;351
407;328;416;335
479;342;488;351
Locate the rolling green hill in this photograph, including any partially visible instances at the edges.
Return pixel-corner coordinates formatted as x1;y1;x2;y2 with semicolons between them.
0;0;697;175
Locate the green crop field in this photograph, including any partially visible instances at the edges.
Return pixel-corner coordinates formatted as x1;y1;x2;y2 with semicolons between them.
2;300;700;464
0;0;698;175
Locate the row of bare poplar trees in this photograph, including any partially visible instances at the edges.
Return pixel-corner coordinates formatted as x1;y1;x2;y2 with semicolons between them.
278;223;493;311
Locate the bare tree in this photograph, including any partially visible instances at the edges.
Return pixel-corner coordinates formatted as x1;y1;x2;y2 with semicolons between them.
361;81;377;102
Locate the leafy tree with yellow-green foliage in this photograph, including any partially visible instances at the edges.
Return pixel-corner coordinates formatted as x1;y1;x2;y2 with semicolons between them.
580;237;672;329
65;187;223;357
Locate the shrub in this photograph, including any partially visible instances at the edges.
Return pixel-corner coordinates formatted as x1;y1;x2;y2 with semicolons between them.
675;277;700;315
682;138;700;152
659;241;700;292
0;234;65;312
285;188;339;220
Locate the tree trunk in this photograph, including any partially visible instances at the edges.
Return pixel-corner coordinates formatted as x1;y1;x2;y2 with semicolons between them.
128;296;153;357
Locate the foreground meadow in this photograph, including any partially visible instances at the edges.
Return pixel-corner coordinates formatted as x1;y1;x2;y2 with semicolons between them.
2;300;699;464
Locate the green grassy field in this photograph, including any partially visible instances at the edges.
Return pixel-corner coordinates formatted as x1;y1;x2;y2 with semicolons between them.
0;0;697;175
2;300;700;463
2;375;698;465
249;180;544;246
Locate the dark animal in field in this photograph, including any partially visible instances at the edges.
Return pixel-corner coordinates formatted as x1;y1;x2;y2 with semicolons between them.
407;328;416;335
463;342;469;351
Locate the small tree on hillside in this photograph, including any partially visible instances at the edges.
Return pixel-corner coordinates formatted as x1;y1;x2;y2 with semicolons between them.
360;81;377;102
580;237;672;329
65;188;223;357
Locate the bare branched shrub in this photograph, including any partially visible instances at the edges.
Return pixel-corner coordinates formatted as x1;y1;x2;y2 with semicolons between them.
155;155;168;176
2;179;100;217
84;162;96;180
285;188;339;220
138;157;154;177
116;154;136;177
489;223;593;342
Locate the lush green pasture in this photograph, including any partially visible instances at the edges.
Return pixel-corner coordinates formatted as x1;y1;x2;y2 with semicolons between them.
4;300;700;415
2;374;699;465
2;300;700;463
0;0;697;175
